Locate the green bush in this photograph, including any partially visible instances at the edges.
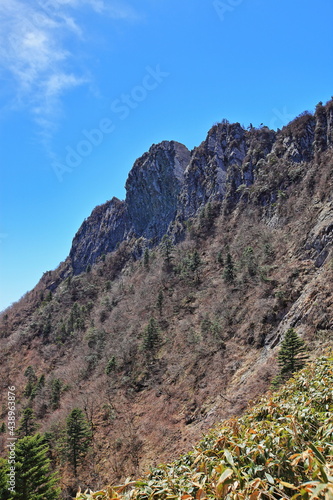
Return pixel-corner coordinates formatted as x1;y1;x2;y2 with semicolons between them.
105;356;116;375
75;355;333;500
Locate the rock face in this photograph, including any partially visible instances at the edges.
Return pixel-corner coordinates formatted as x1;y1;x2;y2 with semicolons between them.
272;113;315;163
69;99;333;275
314;101;333;151
178;122;247;218
304;200;333;268
125;141;191;240
70;141;190;273
70;197;127;274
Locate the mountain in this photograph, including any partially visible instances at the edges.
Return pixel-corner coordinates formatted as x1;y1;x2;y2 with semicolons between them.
68;101;332;275
75;355;333;499
0;98;332;499
70;140;191;274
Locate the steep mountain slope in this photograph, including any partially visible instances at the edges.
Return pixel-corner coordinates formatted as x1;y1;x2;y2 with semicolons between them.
76;355;333;500
0;99;332;499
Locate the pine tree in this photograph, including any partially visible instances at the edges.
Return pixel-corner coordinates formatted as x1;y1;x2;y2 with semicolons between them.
23;366;37;399
243;246;257;276
36;374;45;392
143;318;159;351
277;328;309;376
105;356;116;375
161;235;173;266
143;248;150;269
18;408;36;437
189;250;202;283
223;253;235;283
189;250;201;271
203;202;215;231
217;251;224;266
12;434;60;500
0;458;10;500
156;290;164;315
50;378;62;410
66;408;91;476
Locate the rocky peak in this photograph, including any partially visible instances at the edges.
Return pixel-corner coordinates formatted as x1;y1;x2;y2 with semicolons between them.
69;99;333;276
178;121;248;218
125;140;191;240
70;197;127;274
270;100;333;163
69;141;190;273
314;100;333;152
178;122;278;217
272;112;316;163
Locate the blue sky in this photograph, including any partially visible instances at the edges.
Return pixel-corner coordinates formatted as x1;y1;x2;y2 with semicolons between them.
0;0;332;311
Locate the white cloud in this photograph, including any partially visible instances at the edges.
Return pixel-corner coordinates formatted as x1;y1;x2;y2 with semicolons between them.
0;0;138;129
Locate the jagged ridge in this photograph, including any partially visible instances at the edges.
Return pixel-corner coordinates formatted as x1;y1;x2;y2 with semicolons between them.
1;98;333;499
69;100;333;275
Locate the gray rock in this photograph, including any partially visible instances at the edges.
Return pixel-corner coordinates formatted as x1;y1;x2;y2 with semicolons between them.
125;141;190;240
68;99;333;275
70;197;127;274
178;122;247;218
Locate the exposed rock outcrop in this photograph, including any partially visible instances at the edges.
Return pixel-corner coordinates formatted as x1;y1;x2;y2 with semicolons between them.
125;141;190;240
304;200;333;267
70;141;190;273
70;197;127;274
69;99;333;276
178;122;247;219
2;98;333;495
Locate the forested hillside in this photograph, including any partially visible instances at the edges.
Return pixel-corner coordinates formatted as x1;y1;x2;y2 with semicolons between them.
0;99;332;498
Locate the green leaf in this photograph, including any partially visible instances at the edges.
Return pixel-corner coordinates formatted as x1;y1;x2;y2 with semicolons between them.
224;449;235;467
308;443;326;465
218;468;233;484
264;472;275;485
318;465;329;483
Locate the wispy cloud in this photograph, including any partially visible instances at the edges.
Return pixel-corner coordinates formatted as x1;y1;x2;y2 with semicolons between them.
0;0;138;131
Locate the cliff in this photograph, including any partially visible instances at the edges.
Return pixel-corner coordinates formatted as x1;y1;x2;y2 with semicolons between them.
69;100;333;276
1;98;333;499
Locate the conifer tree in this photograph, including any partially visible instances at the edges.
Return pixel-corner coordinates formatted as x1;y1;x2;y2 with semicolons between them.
223;253;235;283
50;379;62;410
189;250;202;283
66;408;91;476
12;434;60;499
217;251;224;266
0;458;10;500
277;328;309;376
105;356;116;375
161;235;173;266
18;408;36;437
36;374;45;393
23;366;37;399
156;290;164;315
143;248;150;269
190;250;201;272
143;318;159;351
243;246;257;276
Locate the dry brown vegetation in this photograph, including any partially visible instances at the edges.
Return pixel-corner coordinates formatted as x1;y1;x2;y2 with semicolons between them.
0;113;333;499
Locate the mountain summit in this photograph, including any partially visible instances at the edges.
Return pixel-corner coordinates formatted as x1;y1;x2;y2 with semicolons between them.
0;99;332;498
69;100;333;275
